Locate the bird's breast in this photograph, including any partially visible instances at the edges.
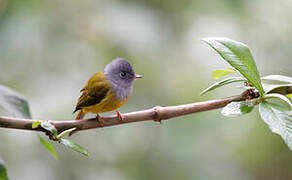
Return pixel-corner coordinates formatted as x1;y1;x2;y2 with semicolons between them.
85;89;128;113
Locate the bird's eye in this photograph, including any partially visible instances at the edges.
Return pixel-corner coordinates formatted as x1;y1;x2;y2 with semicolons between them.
120;71;126;78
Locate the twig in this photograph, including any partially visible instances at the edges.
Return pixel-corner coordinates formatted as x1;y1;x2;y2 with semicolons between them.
0;88;289;136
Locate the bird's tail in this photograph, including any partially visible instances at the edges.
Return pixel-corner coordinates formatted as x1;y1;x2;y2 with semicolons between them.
75;110;85;120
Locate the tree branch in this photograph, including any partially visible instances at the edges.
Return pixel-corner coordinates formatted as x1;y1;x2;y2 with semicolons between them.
0;88;290;136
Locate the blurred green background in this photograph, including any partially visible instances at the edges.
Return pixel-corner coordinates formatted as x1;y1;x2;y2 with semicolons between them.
0;0;292;179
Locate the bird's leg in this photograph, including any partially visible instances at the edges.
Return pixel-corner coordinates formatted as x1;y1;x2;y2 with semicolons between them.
96;114;105;127
116;110;124;121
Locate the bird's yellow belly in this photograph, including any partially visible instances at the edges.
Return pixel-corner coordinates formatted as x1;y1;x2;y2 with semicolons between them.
84;90;128;114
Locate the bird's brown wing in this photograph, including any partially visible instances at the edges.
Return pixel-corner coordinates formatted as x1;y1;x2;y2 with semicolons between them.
73;82;110;113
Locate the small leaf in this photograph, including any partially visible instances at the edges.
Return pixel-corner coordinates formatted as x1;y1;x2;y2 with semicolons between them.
262;75;292;84
212;68;236;79
57;128;77;139
287;94;292;99
202;37;264;96
0;85;31;119
60;139;88;156
41;122;58;136
201;77;246;95
264;93;292;110
0;159;9;180
39;136;58;160
259;101;292;150
221;101;254;117
240;103;254;114
32;121;41;129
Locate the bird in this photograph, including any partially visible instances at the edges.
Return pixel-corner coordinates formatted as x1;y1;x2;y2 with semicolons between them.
73;58;142;125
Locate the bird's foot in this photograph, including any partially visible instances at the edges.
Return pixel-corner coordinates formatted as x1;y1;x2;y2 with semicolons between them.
116;110;124;121
96;114;105;127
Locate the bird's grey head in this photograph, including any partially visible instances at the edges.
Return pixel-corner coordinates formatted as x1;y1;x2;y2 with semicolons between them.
104;58;142;100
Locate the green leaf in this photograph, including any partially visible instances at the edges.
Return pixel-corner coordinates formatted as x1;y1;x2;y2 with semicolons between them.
262;83;292;94
259;101;292;151
261;75;292;94
0;159;8;180
202;37;264;96
32;121;41;129
41;122;58;136
39;136;58;160
287;94;292;99
0;85;31;119
212;68;236;79
200;77;246;95
264;93;292;110
221;101;254;117
240;103;254;114
60;139;88;156
262;75;292;84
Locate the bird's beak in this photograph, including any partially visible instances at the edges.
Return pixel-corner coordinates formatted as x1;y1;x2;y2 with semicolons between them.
135;74;143;79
